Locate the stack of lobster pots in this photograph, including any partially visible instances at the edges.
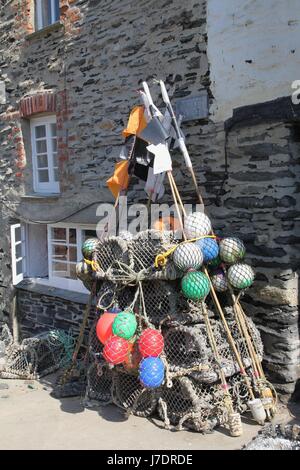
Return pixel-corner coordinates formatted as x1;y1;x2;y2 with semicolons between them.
76;209;276;436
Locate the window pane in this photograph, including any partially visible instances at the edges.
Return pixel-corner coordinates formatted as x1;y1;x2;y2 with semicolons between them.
53;153;58;166
69;229;77;244
54;168;59;182
53;244;68;261
52;262;69;278
69;246;77;262
36;140;47;154
38;169;49;182
35;125;46;139
50;122;57;137
52;227;66;241
15;226;21;241
37;154;48;168
52;139;57;152
16;260;23;276
16;243;22;259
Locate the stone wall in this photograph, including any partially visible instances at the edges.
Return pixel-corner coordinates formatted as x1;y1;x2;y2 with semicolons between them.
207;120;300;397
17;287;95;338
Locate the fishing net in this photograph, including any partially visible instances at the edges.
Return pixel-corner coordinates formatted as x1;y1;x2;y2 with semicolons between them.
112;368;158;417
0;326;74;379
84;361;113;405
243;424;300;450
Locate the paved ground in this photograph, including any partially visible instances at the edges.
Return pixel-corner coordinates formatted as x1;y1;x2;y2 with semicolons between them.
0;376;298;450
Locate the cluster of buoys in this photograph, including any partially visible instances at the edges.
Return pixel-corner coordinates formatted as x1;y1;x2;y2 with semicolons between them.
171;211;255;300
95;308;165;389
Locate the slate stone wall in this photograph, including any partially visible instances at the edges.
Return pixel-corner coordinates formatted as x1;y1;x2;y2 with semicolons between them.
17;288;96;338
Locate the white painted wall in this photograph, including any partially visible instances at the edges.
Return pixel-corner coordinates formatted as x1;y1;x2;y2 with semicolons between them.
207;0;300;121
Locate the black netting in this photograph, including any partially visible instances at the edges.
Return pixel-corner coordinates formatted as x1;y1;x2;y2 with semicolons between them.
85;362;113;405
112;369;158;417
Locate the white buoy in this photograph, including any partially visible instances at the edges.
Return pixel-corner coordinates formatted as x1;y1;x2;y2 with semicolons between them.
184;212;212;239
228;263;255;290
173;243;203;272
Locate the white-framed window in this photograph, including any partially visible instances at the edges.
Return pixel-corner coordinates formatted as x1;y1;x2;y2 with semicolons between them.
11;222;97;293
30;115;59;194
35;0;60;31
10;224;26;285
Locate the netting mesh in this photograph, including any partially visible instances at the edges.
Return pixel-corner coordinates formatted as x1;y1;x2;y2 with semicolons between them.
85;362;113;405
96;281;137;312
92;236;131;279
140;281;178;326
129;230;176;274
112;369;158;417
157;372;252;432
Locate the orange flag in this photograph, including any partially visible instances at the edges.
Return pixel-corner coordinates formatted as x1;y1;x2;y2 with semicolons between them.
107;160;129;199
122;106;147;138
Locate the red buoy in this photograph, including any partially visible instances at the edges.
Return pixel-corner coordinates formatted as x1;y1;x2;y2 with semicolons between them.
138;328;164;358
96;308;121;345
103;336;129;365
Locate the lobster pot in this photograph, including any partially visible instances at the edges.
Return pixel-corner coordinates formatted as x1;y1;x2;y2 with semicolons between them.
112;369;158;417
140;280;177;326
0;342;37;379
92;236;130;279
163;323;211;372
96;281;137;312
23;331;72;377
157;376;220;433
163;318;263;380
129;230;177;274
85;362;113;405
0;325;74;380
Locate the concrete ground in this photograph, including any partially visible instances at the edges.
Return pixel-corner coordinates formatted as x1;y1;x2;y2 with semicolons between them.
0;376;298;450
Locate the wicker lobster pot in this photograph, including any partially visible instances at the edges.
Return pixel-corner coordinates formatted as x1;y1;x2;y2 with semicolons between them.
112;368;158;417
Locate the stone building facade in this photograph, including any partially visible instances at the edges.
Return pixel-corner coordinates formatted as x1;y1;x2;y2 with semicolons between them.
0;0;299;398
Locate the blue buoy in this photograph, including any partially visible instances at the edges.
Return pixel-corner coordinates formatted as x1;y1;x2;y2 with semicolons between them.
139;357;165;388
195;237;219;263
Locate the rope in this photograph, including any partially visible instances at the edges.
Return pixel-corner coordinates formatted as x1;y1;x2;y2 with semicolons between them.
154;235;218;268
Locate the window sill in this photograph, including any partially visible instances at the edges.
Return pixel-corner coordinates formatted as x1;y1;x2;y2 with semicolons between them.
21;193;61;200
25;22;64;41
16;278;90;305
